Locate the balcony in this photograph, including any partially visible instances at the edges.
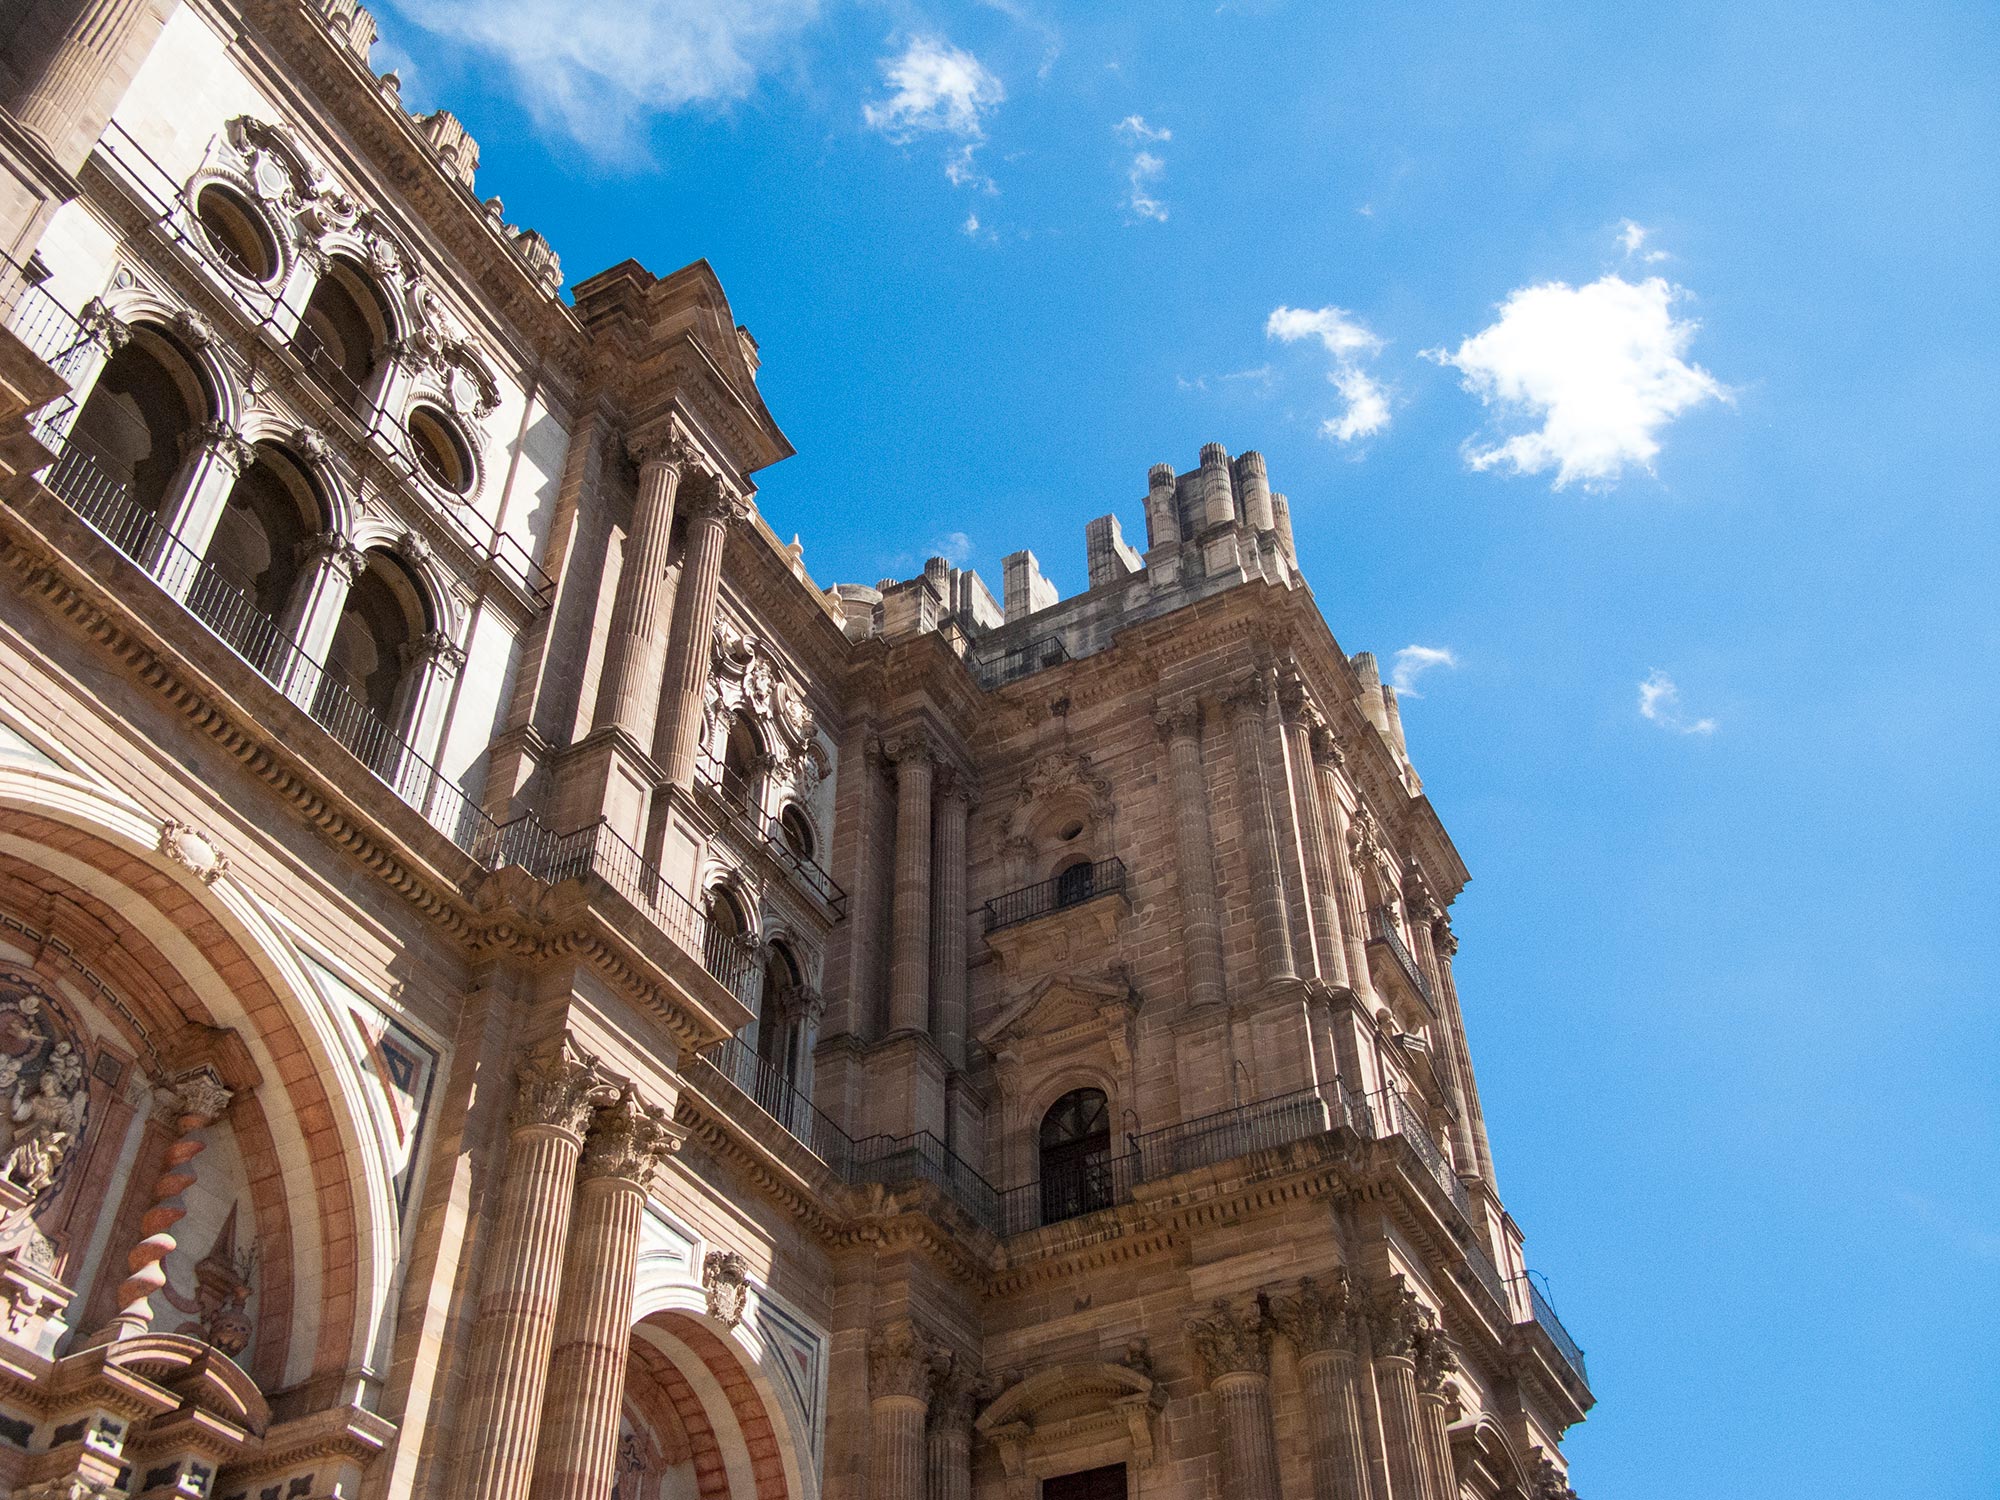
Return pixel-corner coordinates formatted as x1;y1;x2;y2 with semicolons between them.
1366;905;1437;1016
1515;1274;1589;1388
983;857;1127;933
691;1035;857;1174
692;747;847;917
969;632;1070;689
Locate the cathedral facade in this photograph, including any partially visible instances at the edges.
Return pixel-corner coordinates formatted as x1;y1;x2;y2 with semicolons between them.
0;2;1593;1498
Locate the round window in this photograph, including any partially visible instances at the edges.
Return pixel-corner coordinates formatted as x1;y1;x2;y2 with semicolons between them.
407;405;474;495
194;185;278;282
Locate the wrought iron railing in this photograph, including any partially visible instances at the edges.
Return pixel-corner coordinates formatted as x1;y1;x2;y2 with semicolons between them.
1375;1081;1472;1220
982;857;1126;932
1515;1275;1588;1386
693;747;847;916
996;1151;1139;1237
694;1035;857;1175
852;1130;1001;1232
1366;905;1437;1013
971;633;1069;688
1134;1079;1374;1182
1460;1241;1511;1311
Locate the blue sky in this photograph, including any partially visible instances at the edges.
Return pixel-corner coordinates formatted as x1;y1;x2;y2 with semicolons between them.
368;1;1999;1493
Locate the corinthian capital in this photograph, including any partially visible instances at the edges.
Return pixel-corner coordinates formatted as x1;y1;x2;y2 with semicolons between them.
1276;665;1314;724
1433;919;1459;959
580;1088;681;1186
684;470;750;526
881;726;935;770
1185;1296;1271;1384
869;1318;943;1404
1528;1453;1579;1500
1310;723;1347;769
1269;1271;1364;1359
511;1039;608;1136
627;425;701;475
185;420;255;475
1367;1277;1434;1361
1221;673;1270;726
78;298;131;353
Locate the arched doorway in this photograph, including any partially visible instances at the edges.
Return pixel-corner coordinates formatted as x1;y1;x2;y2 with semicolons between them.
1039;1087;1113;1225
618;1307;806;1500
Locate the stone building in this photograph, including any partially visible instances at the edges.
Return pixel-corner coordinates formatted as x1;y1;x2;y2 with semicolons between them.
0;1;1592;1497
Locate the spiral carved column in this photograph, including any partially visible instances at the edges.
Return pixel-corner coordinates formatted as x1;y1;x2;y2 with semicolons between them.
99;1070;231;1342
1187;1297;1283;1500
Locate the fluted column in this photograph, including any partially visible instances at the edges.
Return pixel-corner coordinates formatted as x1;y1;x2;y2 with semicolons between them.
445;1041;605;1500
1225;676;1297;988
1369;1281;1443;1500
528;1090;680;1500
1278;672;1346;985
869;1321;938;1500
1187;1298;1282;1500
594;435;692;743
926;1359;977;1500
1414;1329;1460;1500
95;1069;231;1343
886;732;934;1036
1311;728;1368;997
1402;876;1478;1180
1272;1274;1377;1500
929;768;971;1067
1155;699;1227;1006
11;0;173;174
1430;921;1496;1189
154;421;255;599
654;478;747;787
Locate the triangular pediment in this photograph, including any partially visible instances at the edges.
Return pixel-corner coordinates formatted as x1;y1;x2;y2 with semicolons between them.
977;971;1137;1050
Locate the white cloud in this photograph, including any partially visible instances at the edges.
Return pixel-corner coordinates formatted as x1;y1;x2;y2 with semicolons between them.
945;143;996;193
380;0;820;158
863;36;1004;142
1390;645;1458;697
1427;274;1728;490
1126;150;1168;221
1115;113;1171;143
1637;670;1717;735
931;531;975;564
961;211;982;237
1267;305;1392;444
1618;219;1671;263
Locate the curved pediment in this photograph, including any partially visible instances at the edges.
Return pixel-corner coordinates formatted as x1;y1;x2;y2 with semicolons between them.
107;1331;272;1436
976;1359;1164;1469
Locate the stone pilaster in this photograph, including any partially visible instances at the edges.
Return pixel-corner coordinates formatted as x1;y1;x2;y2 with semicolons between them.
926;1355;978;1500
1186;1297;1283;1500
444;1040;606;1500
654;476;747;787
885;731;935;1037
1368;1280;1443;1500
869;1320;939;1500
594;432;694;742
1279;672;1346;986
929;767;971;1068
1313;729;1375;1003
154;421;255;599
1271;1273;1377;1500
276;530;367;702
1401;874;1479;1180
528;1089;680;1500
1154;699;1227;1007
1225;676;1297;989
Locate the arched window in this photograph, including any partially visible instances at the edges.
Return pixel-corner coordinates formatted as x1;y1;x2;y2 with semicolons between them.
207;443;322;620
194;184;279;283
719;713;761;813
318;550;428;748
62;329;210;520
778;805;816;862
1039;1087;1113;1225
702;885;752;989
291;257;390;409
755;943;804;1096
1053;856;1097;910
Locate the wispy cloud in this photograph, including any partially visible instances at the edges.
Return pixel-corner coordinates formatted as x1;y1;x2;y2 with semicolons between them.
1637;670;1717;735
931;531;975;565
380;0;821;159
1390;645;1458;697
863;35;1004;192
1427;275;1728;490
1266;305;1392;444
1618;219;1671;263
1114;115;1171;223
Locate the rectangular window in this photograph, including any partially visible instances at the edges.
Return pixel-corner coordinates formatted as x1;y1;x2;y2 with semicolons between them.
1042;1464;1127;1500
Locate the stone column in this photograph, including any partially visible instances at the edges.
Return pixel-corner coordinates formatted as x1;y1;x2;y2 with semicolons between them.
94;1069;231;1343
1278;673;1345;985
11;0;174;175
593;435;691;743
885;732;934;1037
654;478;746;787
1225;676;1297;989
1311;728;1367;997
927;1359;978;1500
391;631;467;804
1402;876;1478;1179
929;767;971;1068
1271;1274;1377;1500
529;1090;680;1500
276;530;366;704
1369;1281;1442;1500
1154;699;1227;1007
1430;920;1497;1190
869;1321;938;1500
1186;1298;1283;1500
1413;1329;1460;1500
444;1041;605;1500
154;420;255;599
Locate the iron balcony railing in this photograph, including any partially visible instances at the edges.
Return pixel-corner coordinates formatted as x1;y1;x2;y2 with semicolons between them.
694;1035;857;1176
1460;1241;1511;1312
1366;906;1437;1013
970;633;1069;689
1375;1080;1472;1220
982;857;1127;933
1515;1275;1589;1387
851;1130;1001;1230
996;1150;1139;1238
693;747;847;917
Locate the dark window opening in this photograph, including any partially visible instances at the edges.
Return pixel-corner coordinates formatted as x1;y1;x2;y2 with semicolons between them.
1053;858;1096;910
1043;1465;1126;1500
290;259;389;410
1039;1087;1113;1225
407;404;473;495
719;714;761;812
195;185;278;282
779;805;816;861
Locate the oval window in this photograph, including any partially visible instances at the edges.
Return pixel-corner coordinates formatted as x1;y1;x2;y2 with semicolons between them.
195;185;279;282
407;404;474;495
780;805;816;861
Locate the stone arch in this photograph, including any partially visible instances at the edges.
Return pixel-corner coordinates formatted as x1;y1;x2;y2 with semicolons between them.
60;309;227;523
0;761;398;1390
93;291;244;428
1009;1059;1126;1195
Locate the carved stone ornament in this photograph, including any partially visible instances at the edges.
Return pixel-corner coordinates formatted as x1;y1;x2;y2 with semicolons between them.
1310;723;1347;769
2;1044;87;1199
1221;672;1271;725
869;1319;941;1404
1349;804;1389;871
399;528;433;566
167;1067;233;1125
1151;698;1201;742
159;819;230;886
291;425;332;464
77;298;131;353
170;308;214;350
1276;665;1314;723
928;1357;982;1434
510;1042;606;1137
1185;1296;1271;1385
299;531;368;584
1434;921;1460;960
581;1090;680;1188
1403;868;1443;929
185;420;255;475
1269;1271;1365;1359
628;428;701;474
701;1249;751;1328
1021;750;1111;809
1368;1278;1433;1362
1528;1452;1579;1500
403;631;467;679
684;473;750;527
17;1479;119;1500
